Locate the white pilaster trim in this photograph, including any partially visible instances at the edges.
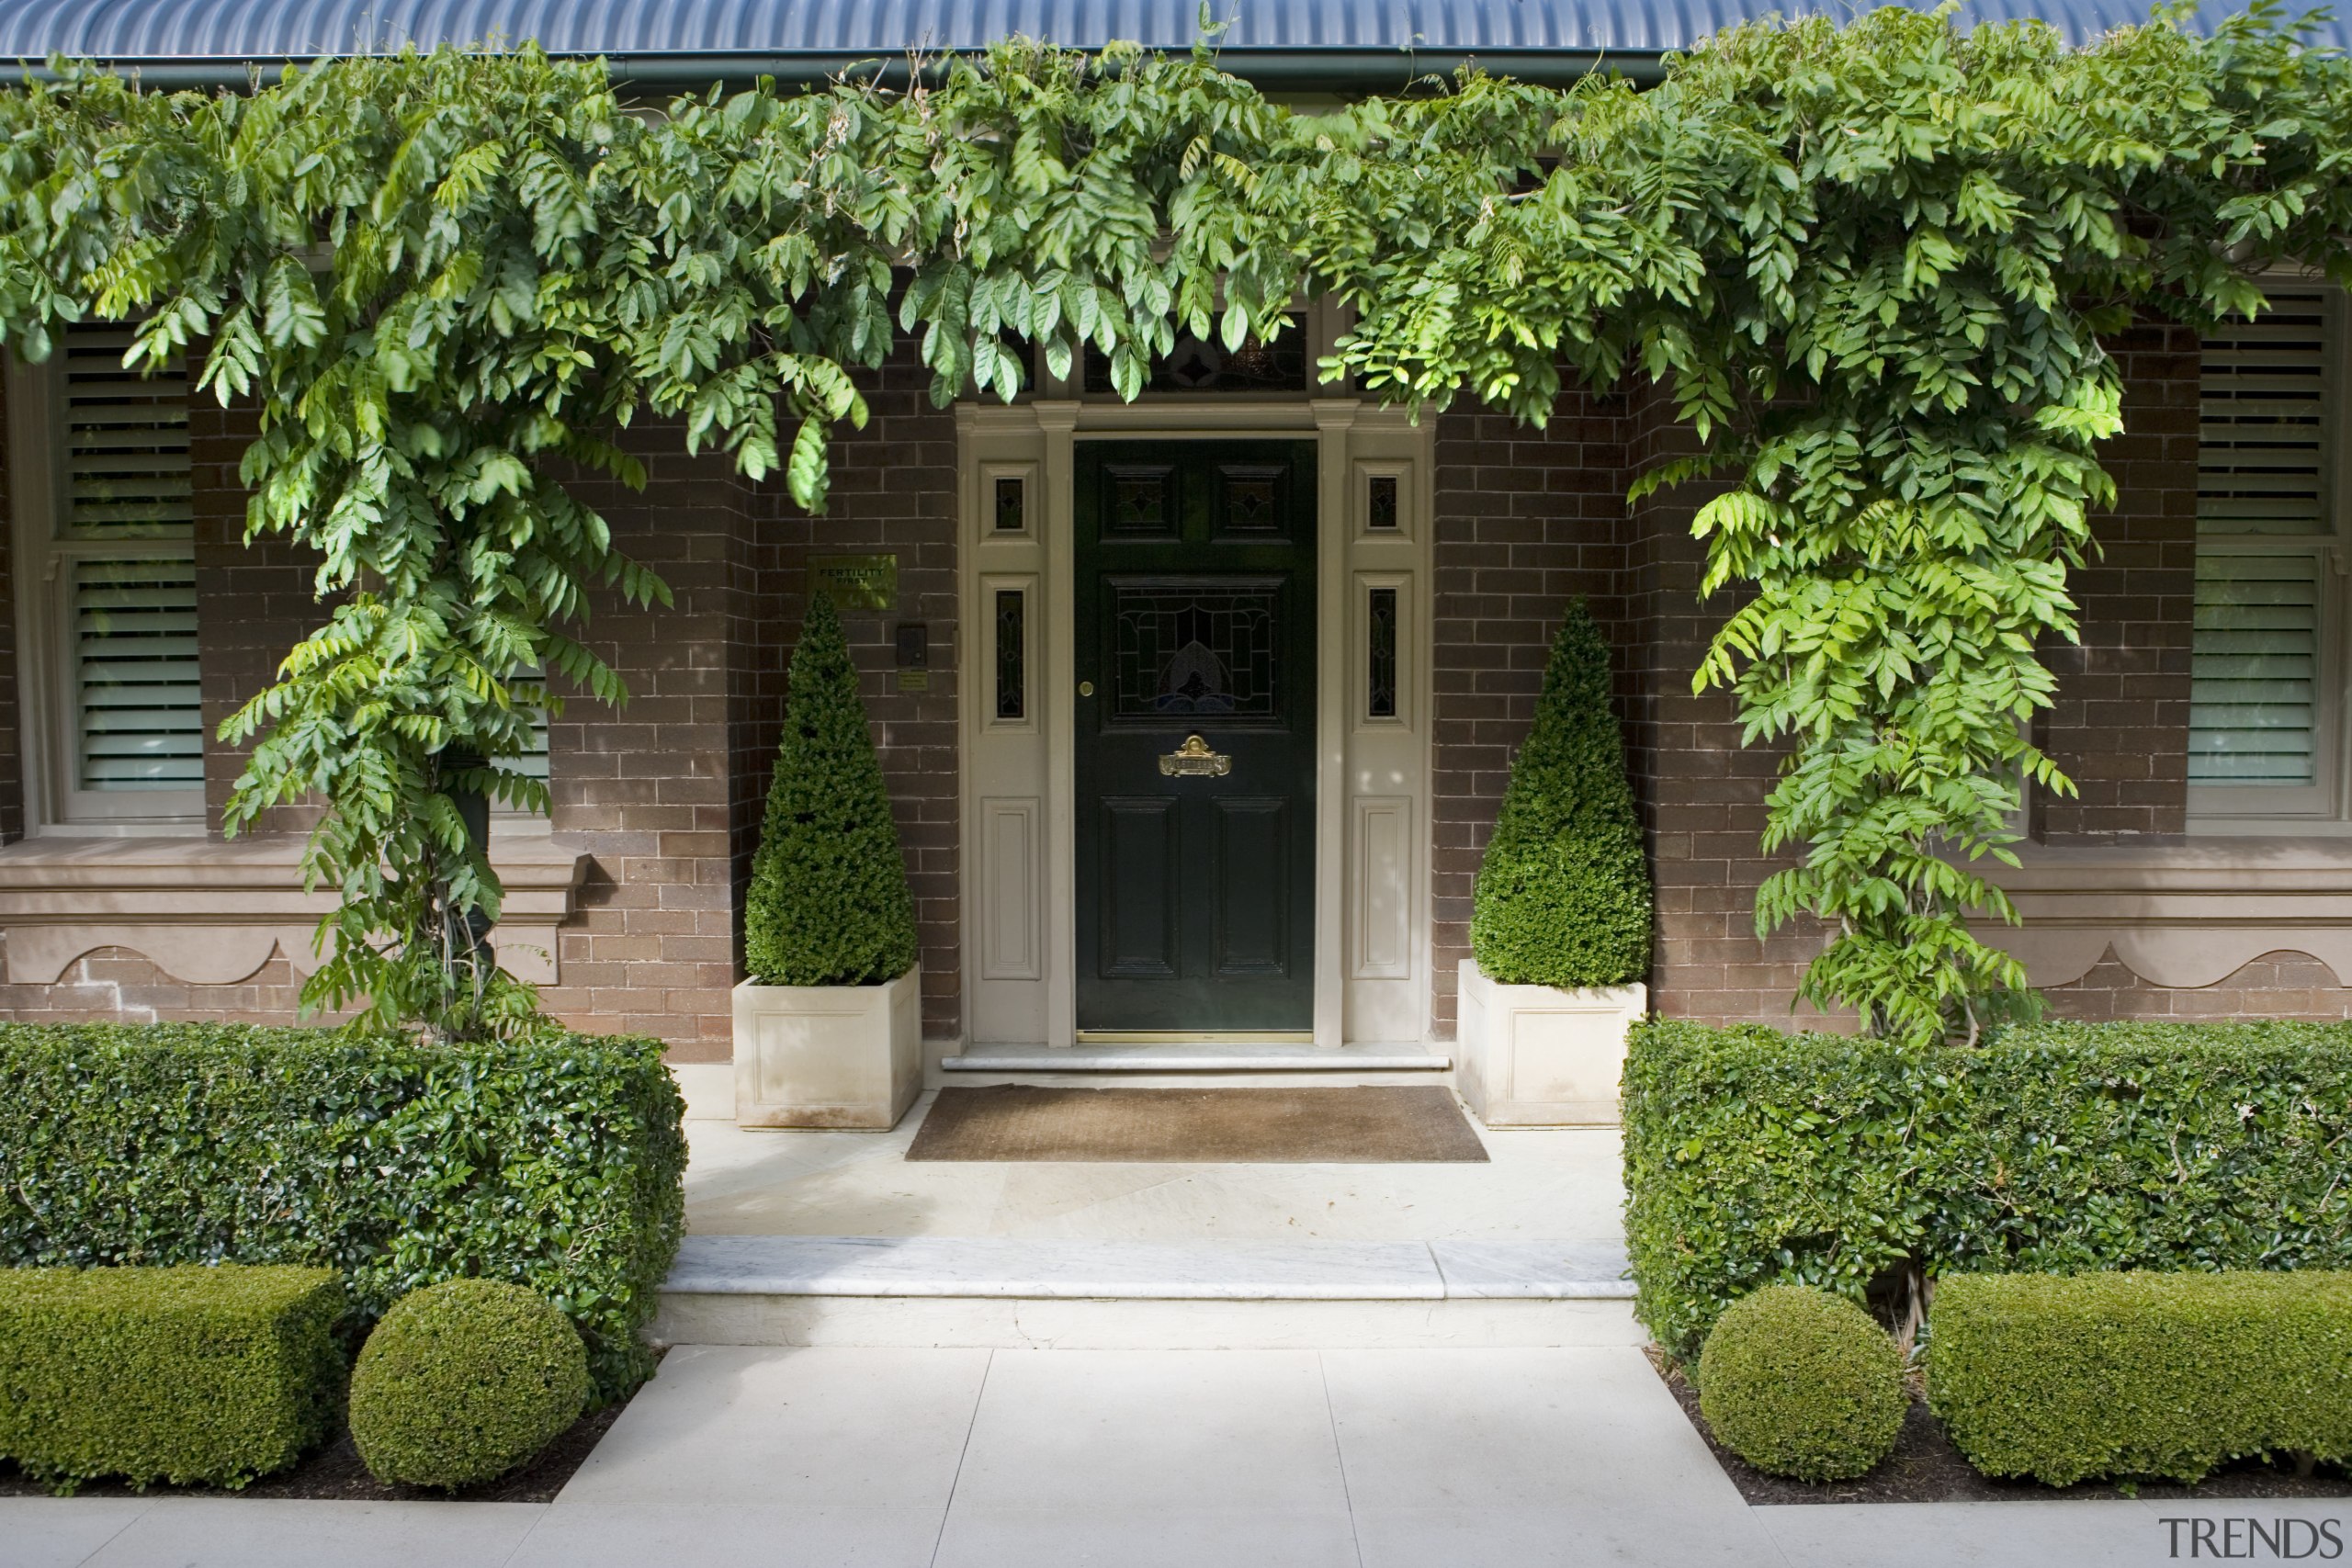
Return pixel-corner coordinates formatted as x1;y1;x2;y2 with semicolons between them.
1311;399;1361;1048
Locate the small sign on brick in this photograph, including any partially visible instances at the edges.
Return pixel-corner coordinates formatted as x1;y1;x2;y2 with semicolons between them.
811;554;898;611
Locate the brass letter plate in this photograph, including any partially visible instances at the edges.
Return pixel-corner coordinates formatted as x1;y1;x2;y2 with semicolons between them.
1158;734;1232;778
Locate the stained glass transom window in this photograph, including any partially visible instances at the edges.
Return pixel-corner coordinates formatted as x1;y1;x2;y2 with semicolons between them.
995;590;1025;721
1106;465;1173;534
1367;588;1398;719
1082;314;1309;394
1368;474;1399;530
1111;579;1282;722
994;476;1025;532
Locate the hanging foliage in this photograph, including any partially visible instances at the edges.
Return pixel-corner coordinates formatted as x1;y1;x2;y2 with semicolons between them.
1296;4;2352;1041
0;7;2344;1042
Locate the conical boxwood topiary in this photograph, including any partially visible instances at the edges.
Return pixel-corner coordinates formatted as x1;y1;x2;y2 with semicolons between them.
1470;601;1652;987
744;592;919;987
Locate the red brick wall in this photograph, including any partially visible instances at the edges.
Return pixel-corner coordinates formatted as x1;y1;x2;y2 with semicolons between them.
0;317;2330;1043
1427;388;1634;1039
1616;380;1842;1032
0;367;19;846
2035;320;2199;842
534;425;763;1056
1441;336;2208;1037
2;338;967;1055
738;339;964;1042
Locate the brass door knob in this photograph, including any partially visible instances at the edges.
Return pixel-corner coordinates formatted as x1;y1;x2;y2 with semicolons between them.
1158;735;1232;778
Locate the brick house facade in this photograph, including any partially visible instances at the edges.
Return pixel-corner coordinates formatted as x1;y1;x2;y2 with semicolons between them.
5;300;2350;1071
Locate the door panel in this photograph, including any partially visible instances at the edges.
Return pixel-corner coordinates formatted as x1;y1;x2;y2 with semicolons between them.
1074;440;1317;1034
1212;797;1291;977
1098;796;1180;978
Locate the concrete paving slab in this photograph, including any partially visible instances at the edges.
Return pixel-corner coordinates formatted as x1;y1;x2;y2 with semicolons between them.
72;1498;541;1568
553;1345;989;1511
11;1347;2334;1568
1321;1347;1751;1515
1755;1497;2186;1567
946;1349;1351;1514
1351;1505;1782;1568
654;1291;1645;1350
0;1498;152;1568
509;1502;944;1568
932;1506;1362;1568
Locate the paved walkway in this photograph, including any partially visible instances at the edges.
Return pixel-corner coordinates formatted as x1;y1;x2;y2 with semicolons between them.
7;1345;2329;1567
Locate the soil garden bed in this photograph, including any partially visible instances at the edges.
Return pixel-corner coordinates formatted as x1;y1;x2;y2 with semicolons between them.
0;1348;663;1503
1647;1348;2352;1506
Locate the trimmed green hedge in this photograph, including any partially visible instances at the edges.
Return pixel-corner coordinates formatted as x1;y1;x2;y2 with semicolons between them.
0;1023;686;1399
0;1265;345;1489
1698;1284;1905;1482
1623;1019;2352;1359
351;1280;589;1489
1469;601;1652;987
1928;1271;2352;1484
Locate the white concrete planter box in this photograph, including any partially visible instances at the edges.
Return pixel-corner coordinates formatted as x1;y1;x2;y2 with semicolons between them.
732;966;922;1131
1456;959;1647;1127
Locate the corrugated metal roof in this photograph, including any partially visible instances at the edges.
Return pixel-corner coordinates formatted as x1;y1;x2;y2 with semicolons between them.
0;0;2335;81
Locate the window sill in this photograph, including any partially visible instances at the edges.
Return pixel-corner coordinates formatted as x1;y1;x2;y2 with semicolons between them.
1970;837;2352;989
0;836;588;987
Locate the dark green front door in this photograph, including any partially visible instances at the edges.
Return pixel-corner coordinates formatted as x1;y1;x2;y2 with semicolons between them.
1074;441;1317;1035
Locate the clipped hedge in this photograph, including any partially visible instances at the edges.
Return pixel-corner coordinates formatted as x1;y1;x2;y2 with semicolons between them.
1469;600;1652;987
1698;1285;1905;1482
0;1265;345;1489
1623;1019;2352;1359
0;1022;686;1399
351;1280;589;1489
1928;1271;2352;1484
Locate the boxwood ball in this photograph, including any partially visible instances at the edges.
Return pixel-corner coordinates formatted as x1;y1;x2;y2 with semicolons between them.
1697;1284;1905;1482
349;1280;589;1489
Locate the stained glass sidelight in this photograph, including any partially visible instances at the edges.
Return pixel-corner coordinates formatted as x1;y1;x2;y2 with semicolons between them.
1367;474;1399;530
1367;587;1399;719
995;590;1025;721
994;476;1025;532
1111;579;1282;722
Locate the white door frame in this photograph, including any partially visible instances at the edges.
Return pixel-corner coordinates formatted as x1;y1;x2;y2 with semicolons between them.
956;397;1434;1048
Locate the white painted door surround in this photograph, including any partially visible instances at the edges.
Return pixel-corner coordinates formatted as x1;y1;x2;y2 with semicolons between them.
956;399;1435;1049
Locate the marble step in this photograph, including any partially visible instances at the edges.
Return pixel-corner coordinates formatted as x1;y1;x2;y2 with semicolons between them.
662;1235;1630;1301
939;1042;1453;1073
653;1235;1639;1348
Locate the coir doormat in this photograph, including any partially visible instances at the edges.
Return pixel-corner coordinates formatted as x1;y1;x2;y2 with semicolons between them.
903;1085;1489;1163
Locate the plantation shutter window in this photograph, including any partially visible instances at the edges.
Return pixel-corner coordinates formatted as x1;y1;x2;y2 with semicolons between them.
2190;286;2349;823
7;326;206;827
2191;549;2324;786
491;669;552;829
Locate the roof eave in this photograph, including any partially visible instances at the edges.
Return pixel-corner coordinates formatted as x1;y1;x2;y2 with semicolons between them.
4;45;1673;94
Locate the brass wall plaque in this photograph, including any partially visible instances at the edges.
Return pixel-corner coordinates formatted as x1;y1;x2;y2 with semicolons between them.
811;554;898;611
